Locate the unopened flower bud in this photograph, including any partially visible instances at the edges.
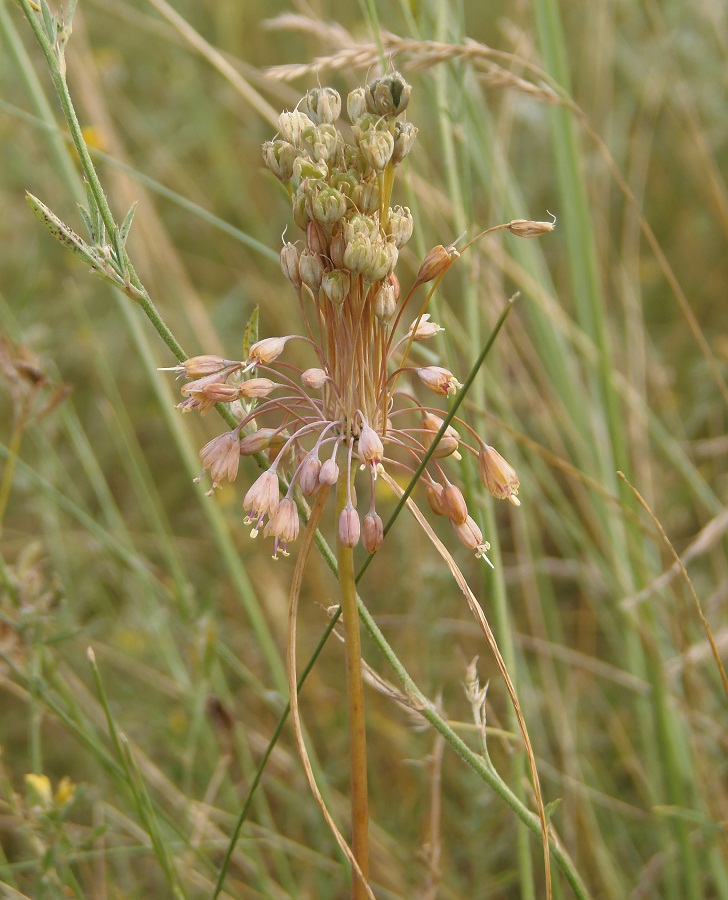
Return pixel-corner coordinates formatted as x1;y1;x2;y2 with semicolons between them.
239;428;276;455
362;512;384;553
301;367;328;390
262;140;296;182
311;186;347;226
319;457;340;485
507;215;556;238
247;336;292;367
278;110;314;147
417;366;462;396
358;128;395;171
304;87;342;125
168;355;234;378
280;242;301;285
441;481;468;524
298;454;322;495
372;277;397;324
425;481;446;516
387;205;414;248
306;220;328;256
339;503;360;548
422;414;461;459
451;515;491;561
239;378;276;398
358;423;384;467
329;229;346;268
299;249;325;293
292;190;310;230
180;369;236;400
416;244;460;284
365;72;411;117
347;87;368;123
391;121;418;164
408;313;443;341
478;444;520;505
191;381;242;402
321;269;351;305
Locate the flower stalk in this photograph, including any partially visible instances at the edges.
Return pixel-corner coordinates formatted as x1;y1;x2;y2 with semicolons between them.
336;473;370;896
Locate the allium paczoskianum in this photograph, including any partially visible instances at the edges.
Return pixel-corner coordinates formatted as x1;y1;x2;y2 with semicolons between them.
163;73;548;563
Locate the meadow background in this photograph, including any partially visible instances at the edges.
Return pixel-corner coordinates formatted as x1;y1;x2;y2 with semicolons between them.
1;0;727;897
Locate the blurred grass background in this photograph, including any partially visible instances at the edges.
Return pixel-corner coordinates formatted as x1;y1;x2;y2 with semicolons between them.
1;0;727;897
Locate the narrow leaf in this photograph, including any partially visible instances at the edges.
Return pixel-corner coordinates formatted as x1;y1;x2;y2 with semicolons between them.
118;201;138;248
39;0;55;41
83;177;104;243
242;305;260;359
26;192;100;269
77;204;95;241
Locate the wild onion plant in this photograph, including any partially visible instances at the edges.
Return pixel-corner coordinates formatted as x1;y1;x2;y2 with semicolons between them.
10;1;601;897
166;75;561;897
5;0;728;895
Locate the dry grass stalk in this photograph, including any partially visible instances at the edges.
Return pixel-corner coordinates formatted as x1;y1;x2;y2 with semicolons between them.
264;15;562;106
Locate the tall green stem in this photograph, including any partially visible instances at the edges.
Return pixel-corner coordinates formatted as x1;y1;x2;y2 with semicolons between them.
336;475;370;897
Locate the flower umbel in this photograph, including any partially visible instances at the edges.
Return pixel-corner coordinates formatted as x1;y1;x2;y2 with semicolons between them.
165;75;532;561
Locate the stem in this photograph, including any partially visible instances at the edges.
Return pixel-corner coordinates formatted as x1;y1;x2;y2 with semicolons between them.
336;474;370;897
0;413;26;532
